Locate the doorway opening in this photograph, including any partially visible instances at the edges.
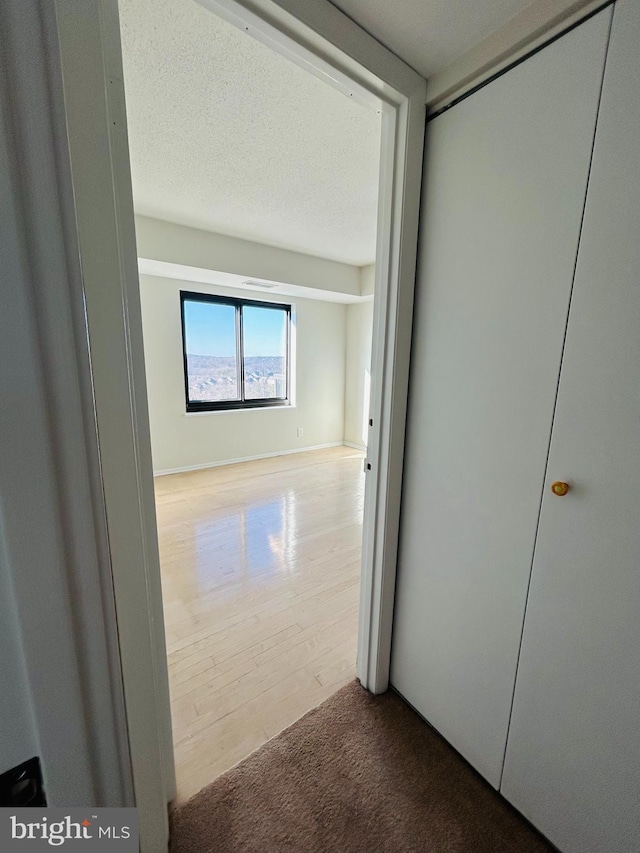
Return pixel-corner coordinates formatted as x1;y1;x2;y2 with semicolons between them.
118;0;379;802
52;0;425;830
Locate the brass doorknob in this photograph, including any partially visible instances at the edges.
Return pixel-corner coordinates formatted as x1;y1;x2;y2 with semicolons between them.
551;481;569;496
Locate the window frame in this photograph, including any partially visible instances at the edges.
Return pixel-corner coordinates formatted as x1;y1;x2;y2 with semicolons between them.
180;290;292;413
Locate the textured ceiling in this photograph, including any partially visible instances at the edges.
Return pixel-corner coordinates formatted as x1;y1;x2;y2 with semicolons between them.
330;0;538;78
118;0;381;266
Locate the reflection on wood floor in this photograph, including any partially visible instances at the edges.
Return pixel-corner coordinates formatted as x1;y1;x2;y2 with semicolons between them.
155;445;365;803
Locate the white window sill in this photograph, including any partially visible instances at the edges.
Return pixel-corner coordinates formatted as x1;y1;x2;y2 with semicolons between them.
184;405;296;417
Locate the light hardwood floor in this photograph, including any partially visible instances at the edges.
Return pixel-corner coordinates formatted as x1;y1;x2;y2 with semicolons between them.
155;445;365;803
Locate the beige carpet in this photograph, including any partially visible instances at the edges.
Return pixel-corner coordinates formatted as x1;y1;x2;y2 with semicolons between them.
170;681;552;853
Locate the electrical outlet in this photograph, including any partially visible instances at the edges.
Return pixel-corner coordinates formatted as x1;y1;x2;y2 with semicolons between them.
297;427;304;438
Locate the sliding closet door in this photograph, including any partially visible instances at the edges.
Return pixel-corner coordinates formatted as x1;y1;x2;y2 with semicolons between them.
501;3;640;850
391;10;612;787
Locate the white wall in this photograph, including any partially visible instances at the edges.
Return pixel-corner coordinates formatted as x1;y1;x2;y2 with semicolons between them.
360;262;375;297
1;84;39;775
136;215;361;299
344;300;374;449
140;275;347;473
1;0;131;803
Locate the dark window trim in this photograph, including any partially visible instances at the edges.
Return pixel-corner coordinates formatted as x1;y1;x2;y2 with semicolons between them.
180;290;292;413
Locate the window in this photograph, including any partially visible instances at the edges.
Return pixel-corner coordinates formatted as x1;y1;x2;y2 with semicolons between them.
181;291;291;412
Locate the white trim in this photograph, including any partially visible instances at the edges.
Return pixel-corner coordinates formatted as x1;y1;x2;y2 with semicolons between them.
344;441;367;451
427;0;610;110
185;404;296;416
154;442;345;476
229;0;425;99
197;0;424;106
356;93;426;694
198;0;380;111
54;1;174;848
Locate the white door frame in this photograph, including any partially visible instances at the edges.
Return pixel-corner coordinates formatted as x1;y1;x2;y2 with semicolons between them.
52;0;426;846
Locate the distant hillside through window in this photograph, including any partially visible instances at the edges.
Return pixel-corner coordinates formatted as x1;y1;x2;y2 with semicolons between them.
181;292;290;411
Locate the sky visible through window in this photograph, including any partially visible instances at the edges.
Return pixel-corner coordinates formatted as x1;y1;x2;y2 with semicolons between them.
184;300;236;357
184;298;288;404
184;301;286;356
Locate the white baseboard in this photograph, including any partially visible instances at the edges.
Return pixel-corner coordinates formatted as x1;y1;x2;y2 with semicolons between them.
343;441;367;451
154;442;348;476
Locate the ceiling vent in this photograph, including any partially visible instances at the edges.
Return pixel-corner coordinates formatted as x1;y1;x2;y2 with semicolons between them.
242;279;278;290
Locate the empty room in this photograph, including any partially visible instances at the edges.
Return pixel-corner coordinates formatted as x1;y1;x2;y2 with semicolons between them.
117;0;380;801
4;0;639;851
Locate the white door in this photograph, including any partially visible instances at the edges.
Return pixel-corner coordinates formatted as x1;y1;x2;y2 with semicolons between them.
501;3;640;850
391;9;612;787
